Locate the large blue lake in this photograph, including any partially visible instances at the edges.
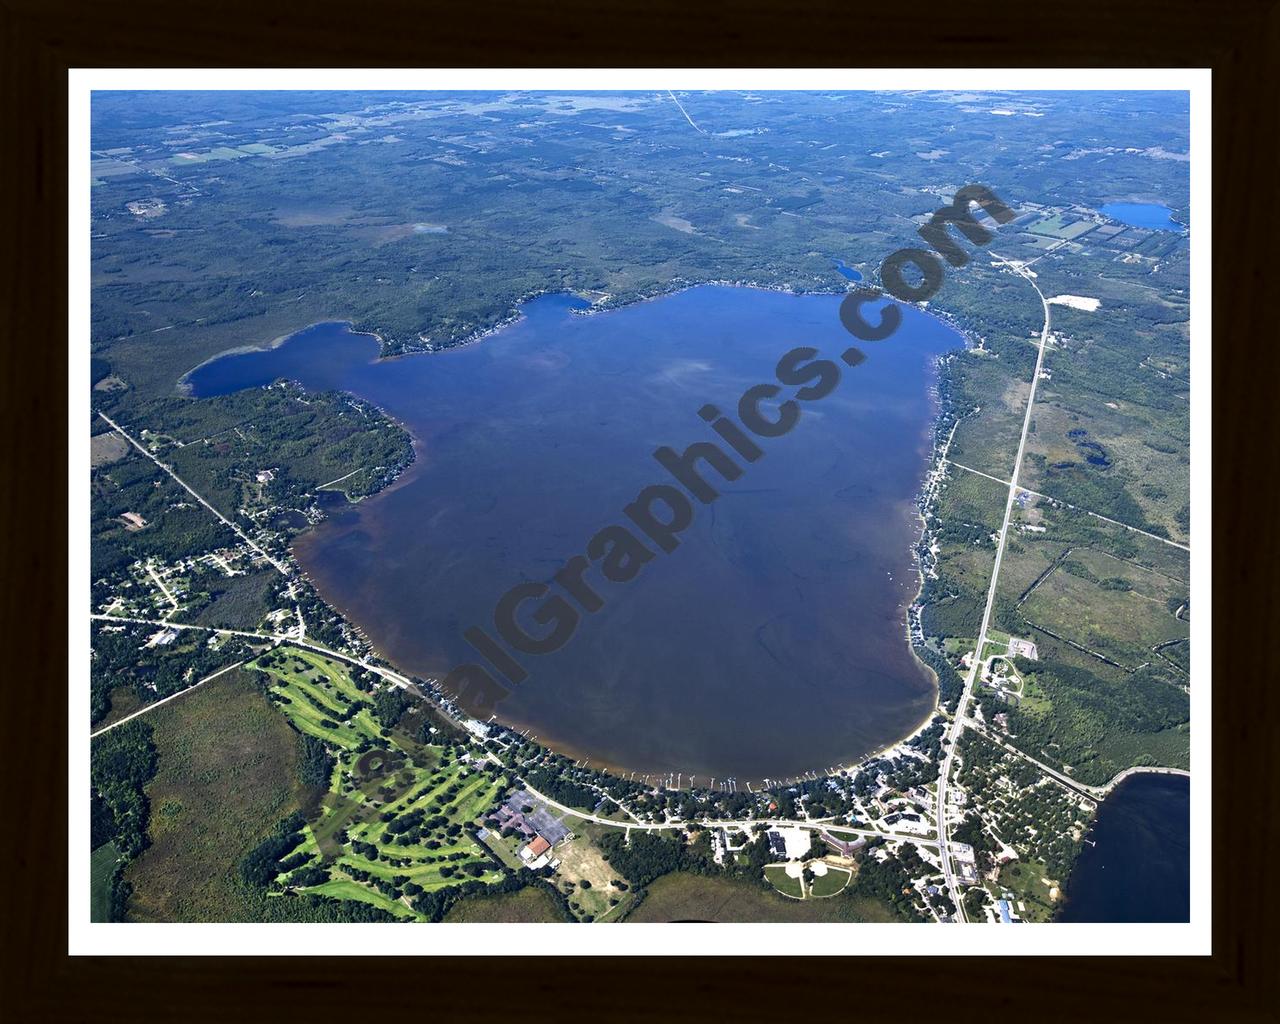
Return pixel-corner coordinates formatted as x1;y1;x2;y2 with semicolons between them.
187;286;963;783
1098;202;1184;232
1060;773;1190;922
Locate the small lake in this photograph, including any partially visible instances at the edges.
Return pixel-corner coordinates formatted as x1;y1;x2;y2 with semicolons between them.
187;286;964;783
1059;773;1190;922
1098;202;1184;232
833;260;863;282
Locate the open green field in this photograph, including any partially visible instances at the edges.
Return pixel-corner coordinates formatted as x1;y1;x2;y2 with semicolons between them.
763;861;851;900
171;146;257;164
764;864;803;898
1018;232;1066;250
1027;213;1096;240
995;860;1058;923
121;667;308;922
548;833;627;921
996;499;1189;624
299;878;417;920
256;647;384;748
809;865;852;898
1020;554;1188;669
444;885;569;923
90;841;122;922
626;872;897;923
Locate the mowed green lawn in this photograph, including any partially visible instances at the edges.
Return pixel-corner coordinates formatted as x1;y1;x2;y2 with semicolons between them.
809;865;852;898
90;841;122;922
274;751;506;904
250;647;509;916
299;878;419;920
1027;213;1095;240
764;864;804;899
332;758;505;893
253;648;383;748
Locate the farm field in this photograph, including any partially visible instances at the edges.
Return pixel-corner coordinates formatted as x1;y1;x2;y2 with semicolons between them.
1027;213;1096;240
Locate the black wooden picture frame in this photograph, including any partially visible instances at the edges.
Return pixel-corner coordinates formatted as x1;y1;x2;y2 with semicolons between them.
3;0;1275;1018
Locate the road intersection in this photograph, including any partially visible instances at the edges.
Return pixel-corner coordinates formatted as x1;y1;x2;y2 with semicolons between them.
934;255;1053;921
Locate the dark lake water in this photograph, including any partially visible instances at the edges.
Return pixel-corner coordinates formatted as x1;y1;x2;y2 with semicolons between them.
1098;202;1183;232
187;286;963;783
1059;773;1190;922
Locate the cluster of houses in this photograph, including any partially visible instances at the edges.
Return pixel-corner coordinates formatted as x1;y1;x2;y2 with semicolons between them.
866;783;933;834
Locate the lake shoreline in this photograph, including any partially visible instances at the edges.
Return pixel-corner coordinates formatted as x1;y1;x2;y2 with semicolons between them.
1057;771;1191;922
175;317;387;395
187;284;982;789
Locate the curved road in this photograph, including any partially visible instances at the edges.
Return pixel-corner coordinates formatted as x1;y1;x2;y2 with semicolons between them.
90;615;937;847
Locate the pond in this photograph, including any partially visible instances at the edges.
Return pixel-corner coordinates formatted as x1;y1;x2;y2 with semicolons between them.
1098;202;1184;232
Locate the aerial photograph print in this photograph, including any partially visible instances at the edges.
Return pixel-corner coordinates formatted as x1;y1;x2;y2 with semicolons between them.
80;75;1203;946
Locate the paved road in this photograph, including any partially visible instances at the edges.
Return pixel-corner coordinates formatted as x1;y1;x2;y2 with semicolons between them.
89;613;940;846
145;561;180;613
935;255;1053;921
97;411;292;576
667;90;706;134
945;460;1189;553
89;612;426;711
520;780;941;846
974;725;1190;799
